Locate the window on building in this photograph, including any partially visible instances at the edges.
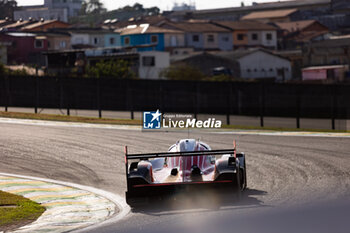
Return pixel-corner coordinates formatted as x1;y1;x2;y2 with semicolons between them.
34;39;43;48
192;35;199;42
151;35;158;44
252;33;258;40
124;37;130;45
277;68;284;76
110;37;115;45
207;34;215;43
75;37;83;44
237;34;244;41
222;36;229;42
47;41;51;48
266;33;272;40
94;37;98;45
142;56;155;67
60;41;66;48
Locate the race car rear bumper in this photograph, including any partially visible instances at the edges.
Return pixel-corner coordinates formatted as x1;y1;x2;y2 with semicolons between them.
126;177;239;206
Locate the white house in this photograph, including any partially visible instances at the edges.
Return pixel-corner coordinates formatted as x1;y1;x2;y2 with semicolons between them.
218;49;292;81
70;30;106;48
139;51;170;79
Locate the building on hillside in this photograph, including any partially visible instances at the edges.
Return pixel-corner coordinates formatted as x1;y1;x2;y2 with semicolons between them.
213;21;277;50
172;49;292;81
104;33;121;48
138;51;170;79
68;28;116;48
302;35;350;67
45;32;71;50
118;24;185;52
171;52;237;77
0;19;38;31
274;20;329;49
14;0;83;22
274;49;303;80
158;21;232;51
167;0;350;31
172;2;196;11
217;49;292;81
302;65;349;82
44;0;83;19
241;9;299;23
14;7;69;23
0;32;48;66
167;0;332;21
44;48;170;79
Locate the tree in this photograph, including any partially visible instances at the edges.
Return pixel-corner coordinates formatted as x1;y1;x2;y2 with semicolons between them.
0;0;18;19
81;0;106;14
86;59;136;79
133;3;144;11
161;65;205;81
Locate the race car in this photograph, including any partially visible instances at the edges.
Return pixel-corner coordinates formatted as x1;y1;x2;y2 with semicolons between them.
125;139;247;206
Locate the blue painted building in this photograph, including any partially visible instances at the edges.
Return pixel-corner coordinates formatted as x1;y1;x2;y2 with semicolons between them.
118;25;185;52
104;33;121;47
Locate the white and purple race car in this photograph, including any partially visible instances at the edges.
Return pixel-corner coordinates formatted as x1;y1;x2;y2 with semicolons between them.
125;139;247;206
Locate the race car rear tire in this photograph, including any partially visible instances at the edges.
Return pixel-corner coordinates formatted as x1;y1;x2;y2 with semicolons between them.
234;169;241;200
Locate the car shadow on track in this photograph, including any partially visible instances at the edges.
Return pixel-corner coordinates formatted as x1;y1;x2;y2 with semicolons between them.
130;188;268;216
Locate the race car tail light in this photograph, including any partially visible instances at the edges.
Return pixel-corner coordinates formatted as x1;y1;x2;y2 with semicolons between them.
228;156;236;167
171;168;178;176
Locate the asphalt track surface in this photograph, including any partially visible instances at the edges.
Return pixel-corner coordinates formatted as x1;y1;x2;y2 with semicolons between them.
0;121;350;233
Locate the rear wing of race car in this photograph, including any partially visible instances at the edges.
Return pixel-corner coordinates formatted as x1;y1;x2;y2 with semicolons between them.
124;146;237;182
125;147;236;167
124;140;237;171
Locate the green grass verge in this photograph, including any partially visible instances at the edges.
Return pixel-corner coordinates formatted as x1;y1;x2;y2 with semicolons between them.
0;190;45;231
0;111;141;125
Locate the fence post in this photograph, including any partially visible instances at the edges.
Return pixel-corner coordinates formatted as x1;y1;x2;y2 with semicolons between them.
127;80;134;120
226;83;232;125
35;74;38;114
260;82;265;127
97;78;102;118
4;75;9;112
159;82;163;113
296;86;300;129
331;85;337;130
194;82;199;119
66;78;70;116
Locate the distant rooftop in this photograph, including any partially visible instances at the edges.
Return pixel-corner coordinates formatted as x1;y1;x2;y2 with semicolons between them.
117;24;183;35
169;0;330;17
21;19;70;30
214;20;277;31
160;21;230;33
275;20;319;32
5;32;36;37
241;8;298;20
